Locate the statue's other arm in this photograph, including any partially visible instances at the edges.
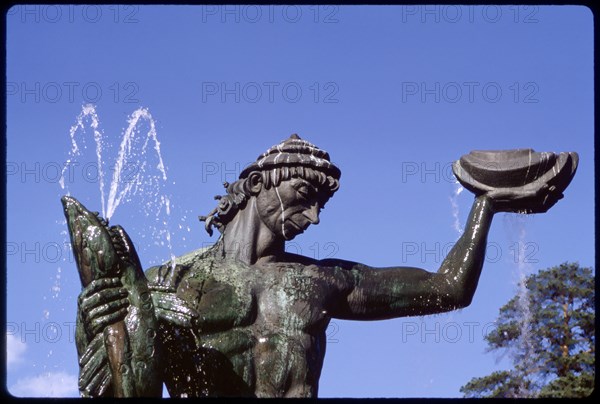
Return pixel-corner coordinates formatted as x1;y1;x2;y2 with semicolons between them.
325;195;494;320
145;264;210;398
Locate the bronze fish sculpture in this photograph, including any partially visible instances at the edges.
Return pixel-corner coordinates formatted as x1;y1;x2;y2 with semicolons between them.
62;195;161;397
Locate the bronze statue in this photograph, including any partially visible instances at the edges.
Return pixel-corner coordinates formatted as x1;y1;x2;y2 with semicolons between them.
62;134;578;397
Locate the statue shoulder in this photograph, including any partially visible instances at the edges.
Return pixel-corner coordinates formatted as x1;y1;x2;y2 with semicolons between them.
319;257;367;271
281;252;369;277
145;263;186;290
282;252;365;271
145;245;215;288
317;257;373;289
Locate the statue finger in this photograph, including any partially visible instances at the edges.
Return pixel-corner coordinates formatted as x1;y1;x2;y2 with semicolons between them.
79;278;122;303
79;333;104;367
89;306;129;336
86;297;129;322
80;361;111;397
80;287;128;313
78;333;111;397
155;307;193;328
152;291;198;317
91;365;112;397
532;182;550;198
80;359;107;391
79;344;107;387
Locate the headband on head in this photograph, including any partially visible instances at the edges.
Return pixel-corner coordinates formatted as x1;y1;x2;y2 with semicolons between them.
239;134;341;180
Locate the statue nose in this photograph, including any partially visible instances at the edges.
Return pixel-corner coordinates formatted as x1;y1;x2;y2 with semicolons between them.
304;203;320;225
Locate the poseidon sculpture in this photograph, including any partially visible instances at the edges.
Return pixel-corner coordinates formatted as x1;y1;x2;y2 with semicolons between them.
62;134;577;397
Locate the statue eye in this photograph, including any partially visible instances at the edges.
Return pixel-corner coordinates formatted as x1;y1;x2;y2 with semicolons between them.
297;185;309;198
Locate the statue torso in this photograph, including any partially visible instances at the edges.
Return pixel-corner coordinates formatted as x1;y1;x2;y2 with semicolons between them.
146;246;350;397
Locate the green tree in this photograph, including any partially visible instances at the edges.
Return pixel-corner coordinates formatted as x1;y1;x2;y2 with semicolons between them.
460;262;594;398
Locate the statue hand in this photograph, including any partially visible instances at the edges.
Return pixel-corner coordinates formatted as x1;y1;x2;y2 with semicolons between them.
78;277;129;338
78;333;112;397
485;182;564;214
150;285;199;328
454;150;578;215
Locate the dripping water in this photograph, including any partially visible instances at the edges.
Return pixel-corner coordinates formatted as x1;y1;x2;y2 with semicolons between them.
503;212;536;397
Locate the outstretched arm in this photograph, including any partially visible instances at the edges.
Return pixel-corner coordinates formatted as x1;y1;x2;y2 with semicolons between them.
326;194;494;320
323;148;576;320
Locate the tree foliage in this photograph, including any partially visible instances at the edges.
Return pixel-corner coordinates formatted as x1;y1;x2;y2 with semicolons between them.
460;262;594;398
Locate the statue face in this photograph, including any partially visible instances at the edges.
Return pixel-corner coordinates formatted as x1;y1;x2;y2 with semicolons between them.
255;177;324;240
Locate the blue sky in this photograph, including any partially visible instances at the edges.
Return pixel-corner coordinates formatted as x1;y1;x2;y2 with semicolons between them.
5;5;594;397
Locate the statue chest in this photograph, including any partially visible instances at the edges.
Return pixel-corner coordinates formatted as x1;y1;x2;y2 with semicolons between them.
253;263;333;334
176;260;334;335
176;262;257;334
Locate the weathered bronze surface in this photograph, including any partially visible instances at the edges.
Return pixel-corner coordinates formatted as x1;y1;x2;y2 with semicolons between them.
62;134;578;397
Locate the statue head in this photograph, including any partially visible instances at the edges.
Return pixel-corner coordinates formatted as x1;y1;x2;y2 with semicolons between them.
200;134;341;240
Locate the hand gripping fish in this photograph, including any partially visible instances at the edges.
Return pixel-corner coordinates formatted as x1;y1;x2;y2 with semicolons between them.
62;195;161;397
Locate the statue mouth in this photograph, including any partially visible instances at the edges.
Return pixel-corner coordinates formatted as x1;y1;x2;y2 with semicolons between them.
61;195;132;283
61;195;109;228
287;218;308;234
61;194;83;216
